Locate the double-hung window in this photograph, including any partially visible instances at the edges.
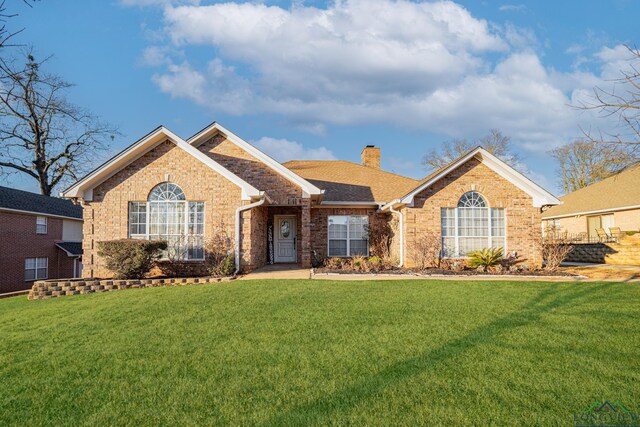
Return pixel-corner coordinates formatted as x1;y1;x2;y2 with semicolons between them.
25;257;48;281
36;216;47;234
128;183;205;260
328;215;369;257
441;192;505;257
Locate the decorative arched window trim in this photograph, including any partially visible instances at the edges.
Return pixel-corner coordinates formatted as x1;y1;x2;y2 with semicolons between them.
148;182;186;201
457;191;488;208
128;182;205;260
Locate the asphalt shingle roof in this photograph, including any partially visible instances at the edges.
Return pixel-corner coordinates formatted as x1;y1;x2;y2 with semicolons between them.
0;186;83;219
542;166;640;218
55;241;83;257
283;160;420;203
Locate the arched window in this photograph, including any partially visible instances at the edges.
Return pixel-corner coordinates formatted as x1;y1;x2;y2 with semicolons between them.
457;191;486;208
149;183;185;201
441;192;505;258
128;183;205;260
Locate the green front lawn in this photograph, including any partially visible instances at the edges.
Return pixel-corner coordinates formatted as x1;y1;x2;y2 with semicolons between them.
1;280;638;426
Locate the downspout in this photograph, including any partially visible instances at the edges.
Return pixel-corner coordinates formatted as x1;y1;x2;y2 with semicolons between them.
388;202;404;267
235;197;266;275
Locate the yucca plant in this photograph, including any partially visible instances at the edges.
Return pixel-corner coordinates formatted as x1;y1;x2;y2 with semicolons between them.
467;247;504;269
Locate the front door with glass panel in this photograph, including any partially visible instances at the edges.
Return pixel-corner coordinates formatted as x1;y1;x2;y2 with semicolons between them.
275;216;297;263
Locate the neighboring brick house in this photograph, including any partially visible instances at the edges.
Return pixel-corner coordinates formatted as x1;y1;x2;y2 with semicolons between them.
61;122;560;278
0;186;83;293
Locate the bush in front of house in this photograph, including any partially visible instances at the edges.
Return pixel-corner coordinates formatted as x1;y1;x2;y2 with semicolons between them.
322;255;393;272
97;239;167;279
467;247;504;270
204;224;236;276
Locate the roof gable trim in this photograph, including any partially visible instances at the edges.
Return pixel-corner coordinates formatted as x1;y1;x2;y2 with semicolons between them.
188;122;323;197
61;127;261;201
394;147;561;209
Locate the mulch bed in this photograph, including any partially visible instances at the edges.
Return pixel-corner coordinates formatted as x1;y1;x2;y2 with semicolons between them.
314;267;577;277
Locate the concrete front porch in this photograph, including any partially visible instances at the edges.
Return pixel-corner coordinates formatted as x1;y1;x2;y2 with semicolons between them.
239;264;311;280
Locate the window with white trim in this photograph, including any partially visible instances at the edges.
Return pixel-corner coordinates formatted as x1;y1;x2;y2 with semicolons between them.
441;192;505;257
25;257;48;281
36;216;47;234
128;183;205;260
328;215;369;257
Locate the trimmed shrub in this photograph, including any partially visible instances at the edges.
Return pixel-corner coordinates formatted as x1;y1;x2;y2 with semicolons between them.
367;255;383;272
468;247;504;269
97;239;167;279
324;257;344;270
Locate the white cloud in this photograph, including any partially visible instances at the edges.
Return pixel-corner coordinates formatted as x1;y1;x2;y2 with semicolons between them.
251;137;336;162
138;0;634;152
498;4;526;12
120;0;198;7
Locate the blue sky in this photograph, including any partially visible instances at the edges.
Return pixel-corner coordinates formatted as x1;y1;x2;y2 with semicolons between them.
5;0;640;194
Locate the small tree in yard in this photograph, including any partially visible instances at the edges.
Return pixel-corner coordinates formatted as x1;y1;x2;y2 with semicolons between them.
410;231;442;270
204;223;235;276
542;237;573;271
97;239;167;279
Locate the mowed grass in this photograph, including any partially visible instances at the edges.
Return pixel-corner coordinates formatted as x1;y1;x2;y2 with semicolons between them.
1;280;639;426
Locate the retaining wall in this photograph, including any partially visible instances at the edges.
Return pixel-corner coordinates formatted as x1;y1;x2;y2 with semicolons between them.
28;276;234;300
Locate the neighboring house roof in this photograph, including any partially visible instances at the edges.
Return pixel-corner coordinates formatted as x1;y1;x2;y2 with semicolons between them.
187;122;323;197
61;126;262;201
55;241;83;257
0;186;83;219
383;147;561;210
283;160;420;204
542;166;640;219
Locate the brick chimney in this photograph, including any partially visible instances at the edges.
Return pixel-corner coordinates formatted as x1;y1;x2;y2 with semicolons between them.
361;145;380;169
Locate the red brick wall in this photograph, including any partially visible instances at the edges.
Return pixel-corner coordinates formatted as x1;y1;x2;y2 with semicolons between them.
198;135;303;205
403;158;543;267
0;211;76;293
84;140;244;278
309;207;388;260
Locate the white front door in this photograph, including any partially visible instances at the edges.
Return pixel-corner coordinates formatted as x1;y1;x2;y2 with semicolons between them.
275;216;297;263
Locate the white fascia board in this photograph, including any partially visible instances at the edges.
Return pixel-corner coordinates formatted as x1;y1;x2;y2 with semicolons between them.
188;122;323;196
61;126;260;201
164;128;260;199
478;151;561;207
400;148;561;208
542;204;640;219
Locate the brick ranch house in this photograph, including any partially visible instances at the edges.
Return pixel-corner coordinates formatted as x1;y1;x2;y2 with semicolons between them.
60;122;560;278
0;186;83;293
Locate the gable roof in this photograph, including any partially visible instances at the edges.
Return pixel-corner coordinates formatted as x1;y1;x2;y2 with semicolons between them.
283;160;420;204
61;126;261;201
542;165;640;219
383;147;561;210
55;241;83;257
0;186;82;219
188;122;323;197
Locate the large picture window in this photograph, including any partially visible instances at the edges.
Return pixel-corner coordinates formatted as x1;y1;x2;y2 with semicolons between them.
441;192;505;258
128;183;205;260
328;215;369;257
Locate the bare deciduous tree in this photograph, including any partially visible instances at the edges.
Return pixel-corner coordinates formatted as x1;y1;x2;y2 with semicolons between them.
0;1;36;49
575;45;640;151
424;129;521;171
0;52;117;195
549;139;638;193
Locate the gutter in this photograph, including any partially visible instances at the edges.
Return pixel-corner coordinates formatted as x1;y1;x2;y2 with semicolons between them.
234;197;267;275
384;199;404;267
